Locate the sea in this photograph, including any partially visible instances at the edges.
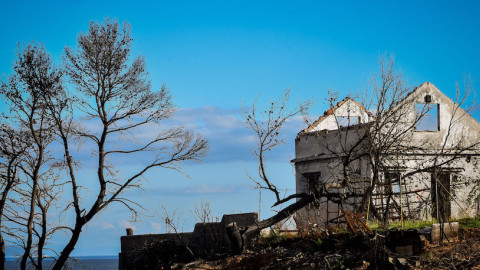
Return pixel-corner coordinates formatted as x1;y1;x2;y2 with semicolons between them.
5;256;118;270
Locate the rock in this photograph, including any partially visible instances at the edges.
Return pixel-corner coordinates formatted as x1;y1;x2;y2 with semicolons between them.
397;258;408;266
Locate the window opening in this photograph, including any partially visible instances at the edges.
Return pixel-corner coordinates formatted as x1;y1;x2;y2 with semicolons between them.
303;172;321;208
392;183;400;193
415;103;439;131
384;172;401;194
337;116;360;127
431;172;452;221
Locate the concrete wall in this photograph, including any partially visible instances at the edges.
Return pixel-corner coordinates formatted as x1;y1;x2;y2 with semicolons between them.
295;124;370;160
118;212;258;269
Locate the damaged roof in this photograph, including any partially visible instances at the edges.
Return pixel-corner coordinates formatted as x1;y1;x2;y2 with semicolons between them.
300;97;372;134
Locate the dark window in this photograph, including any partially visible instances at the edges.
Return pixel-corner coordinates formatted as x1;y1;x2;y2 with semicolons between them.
304;172;321;194
415;103;439;131
431;173;451;222
303;172;321;208
476;196;480;217
424;94;432;103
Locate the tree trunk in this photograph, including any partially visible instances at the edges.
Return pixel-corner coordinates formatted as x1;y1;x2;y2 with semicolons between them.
37;206;47;270
225;222;243;254
240;194;315;250
20;179;38;270
51;222;84;270
0;165;14;270
22;118;44;270
0;233;5;270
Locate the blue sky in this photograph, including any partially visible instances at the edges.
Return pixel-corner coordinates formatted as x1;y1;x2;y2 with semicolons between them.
1;0;480;256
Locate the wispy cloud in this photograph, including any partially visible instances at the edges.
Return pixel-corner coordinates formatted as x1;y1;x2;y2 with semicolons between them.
143;184;244;197
88;221;116;231
91;106;304;166
101;222;115;230
168;106;304;163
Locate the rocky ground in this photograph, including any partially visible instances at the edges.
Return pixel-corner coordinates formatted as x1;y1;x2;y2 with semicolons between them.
175;228;480;270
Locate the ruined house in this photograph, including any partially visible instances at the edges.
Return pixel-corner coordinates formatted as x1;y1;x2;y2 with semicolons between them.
293;82;480;228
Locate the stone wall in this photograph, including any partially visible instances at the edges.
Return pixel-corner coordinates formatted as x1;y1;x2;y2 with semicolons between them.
118;212;258;269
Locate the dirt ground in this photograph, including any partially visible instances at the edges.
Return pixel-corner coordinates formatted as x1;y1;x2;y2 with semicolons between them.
178;228;480;270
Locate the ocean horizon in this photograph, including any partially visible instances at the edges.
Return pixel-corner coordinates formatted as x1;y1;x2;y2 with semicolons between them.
5;255;118;270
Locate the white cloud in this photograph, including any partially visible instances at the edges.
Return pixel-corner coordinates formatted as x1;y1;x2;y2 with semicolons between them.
101;222;115;230
143;184;244;197
89;221;116;230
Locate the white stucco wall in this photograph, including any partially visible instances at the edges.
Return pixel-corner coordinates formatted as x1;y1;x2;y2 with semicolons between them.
309;99;372;132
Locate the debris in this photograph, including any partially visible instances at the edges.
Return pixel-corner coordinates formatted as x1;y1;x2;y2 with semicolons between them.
343;210;373;236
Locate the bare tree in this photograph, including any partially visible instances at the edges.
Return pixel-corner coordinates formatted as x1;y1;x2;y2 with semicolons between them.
192;199;218;224
32;170;64;270
44;19;208;269
0;126;30;270
0;42;60;270
3;168;63;270
237;89;316;247
0;19;208;269
242;89;310;203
